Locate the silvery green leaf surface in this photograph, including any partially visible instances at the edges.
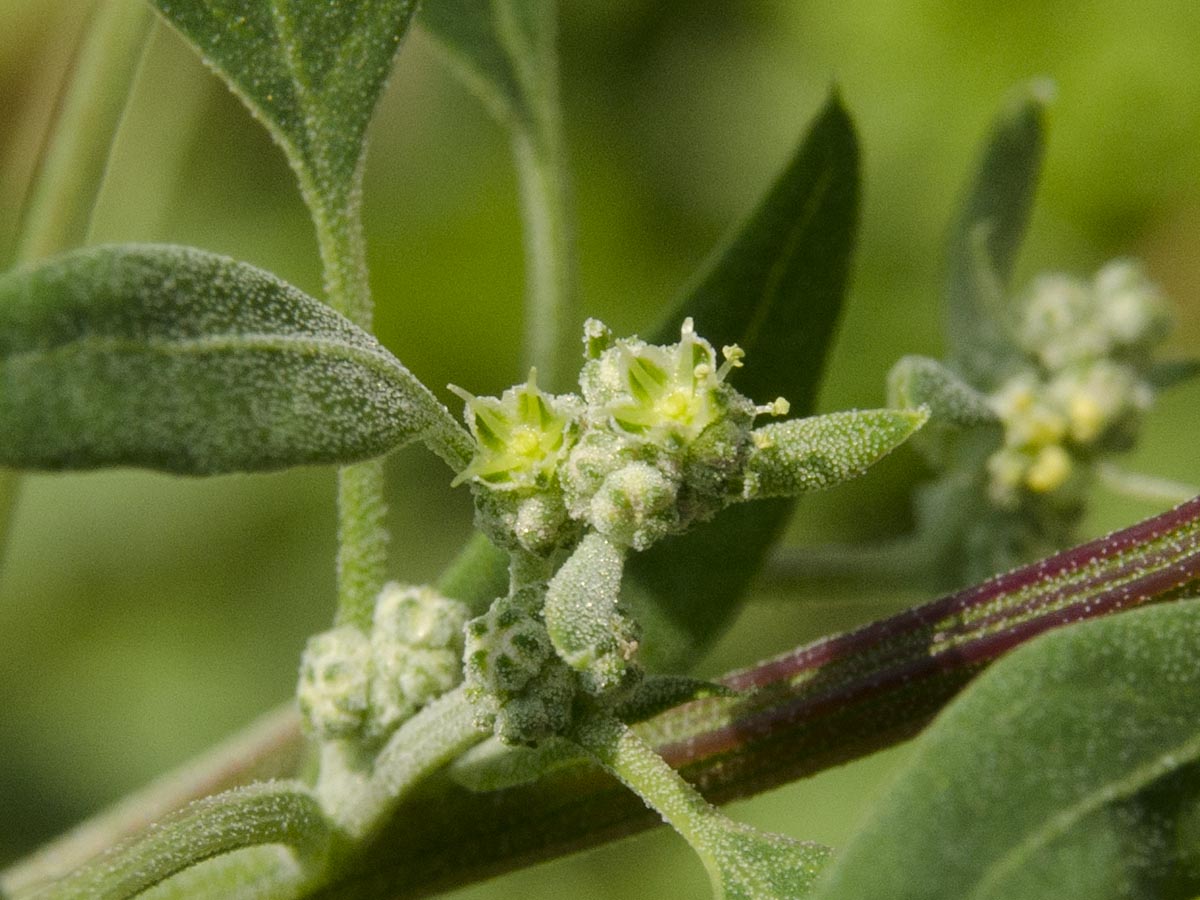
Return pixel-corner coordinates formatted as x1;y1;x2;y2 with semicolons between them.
420;0;552;132
887;354;997;427
946;81;1050;387
814;599;1200;900
745;408;928;499
150;0;417;213
0;244;470;475
703;821;831;900
629;93;860;671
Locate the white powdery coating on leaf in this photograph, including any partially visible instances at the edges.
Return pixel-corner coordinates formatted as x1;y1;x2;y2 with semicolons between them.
744;408;927;499
0;244;463;474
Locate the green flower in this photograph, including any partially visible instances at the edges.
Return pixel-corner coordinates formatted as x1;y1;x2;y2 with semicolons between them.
583;317;786;448
450;369;581;490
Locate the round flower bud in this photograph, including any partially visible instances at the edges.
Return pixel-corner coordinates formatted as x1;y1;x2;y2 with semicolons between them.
297;626;371;740
463;591;576;745
367;584;470;740
587;461;680;551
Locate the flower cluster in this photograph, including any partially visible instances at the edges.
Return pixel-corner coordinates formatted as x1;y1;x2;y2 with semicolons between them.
453;318;789;556
298;583;470;743
984;261;1168;509
453;319;922;744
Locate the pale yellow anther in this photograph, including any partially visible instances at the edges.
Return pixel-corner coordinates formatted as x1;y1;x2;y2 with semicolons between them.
752;431;775;450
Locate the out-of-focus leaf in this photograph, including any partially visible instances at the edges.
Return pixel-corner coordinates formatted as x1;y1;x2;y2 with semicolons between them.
150;0;417;217
744;408;928;499
946;81;1051;386
0;244;471;474
887;354;996;427
420;0;553;133
1147;358;1200;390
814;599;1200;900
629;93;860;670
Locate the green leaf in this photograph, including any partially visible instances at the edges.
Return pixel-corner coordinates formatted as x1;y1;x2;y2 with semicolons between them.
704;820;831;900
150;0;417;217
744;408;928;499
629;92;861;671
544;532;635;694
0;244;471;475
887;354;997;427
814;599;1200;900
946;81;1051;386
47;780;333;899
420;0;552;133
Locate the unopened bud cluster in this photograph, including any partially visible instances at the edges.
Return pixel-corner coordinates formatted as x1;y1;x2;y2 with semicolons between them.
453;318;789;556
984;261;1168;509
298;584;470;742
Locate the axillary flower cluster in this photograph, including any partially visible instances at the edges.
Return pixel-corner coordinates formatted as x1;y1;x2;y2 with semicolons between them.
453;318;793;742
300;319;924;747
984;261;1169;510
452;317;789;556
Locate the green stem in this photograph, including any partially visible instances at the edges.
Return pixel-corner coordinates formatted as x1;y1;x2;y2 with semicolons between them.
33;782;335;900
334;459;389;629
1;0;154;577
513;125;576;389
309;192;390;630
14;0;153;264
435;531;509;615
499;0;576;389
315;686;485;840
574;713;719;851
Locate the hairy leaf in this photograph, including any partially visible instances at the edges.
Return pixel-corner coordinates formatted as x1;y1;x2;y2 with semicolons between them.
814;599;1200;900
704;821;831;900
946;81;1050;386
629;93;860;670
420;0;553;133
887;354;996;427
150;0;417;217
744;408;928;499
0;245;470;474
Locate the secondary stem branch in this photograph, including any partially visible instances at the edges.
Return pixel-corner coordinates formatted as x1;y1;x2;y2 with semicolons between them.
311;194;389;630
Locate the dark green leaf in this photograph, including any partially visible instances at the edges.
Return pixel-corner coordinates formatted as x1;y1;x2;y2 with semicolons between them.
420;0;553;133
814;599;1200;900
150;0;418;214
629;92;860;671
0;244;471;475
946;81;1051;386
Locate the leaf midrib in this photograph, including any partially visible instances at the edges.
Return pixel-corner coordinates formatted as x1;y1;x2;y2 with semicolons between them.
741;147;837;355
2;331;404;382
967;728;1200;898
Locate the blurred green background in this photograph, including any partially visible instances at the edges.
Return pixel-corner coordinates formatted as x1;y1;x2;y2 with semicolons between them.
2;1;1199;896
